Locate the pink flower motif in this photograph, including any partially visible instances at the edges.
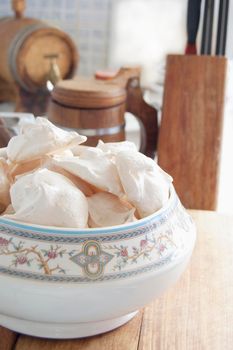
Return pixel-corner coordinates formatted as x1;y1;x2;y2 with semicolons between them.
16;255;27;265
159;244;166;253
48;251;57;259
0;237;9;247
120;248;128;257
140;239;148;249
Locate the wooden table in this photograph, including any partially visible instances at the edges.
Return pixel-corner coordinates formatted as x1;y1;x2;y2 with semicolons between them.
1;210;233;350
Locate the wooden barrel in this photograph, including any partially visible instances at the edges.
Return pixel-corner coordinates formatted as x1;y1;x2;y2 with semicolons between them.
48;79;127;146
0;17;78;92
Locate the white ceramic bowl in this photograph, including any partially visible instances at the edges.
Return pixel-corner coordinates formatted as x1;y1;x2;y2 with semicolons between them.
0;185;196;339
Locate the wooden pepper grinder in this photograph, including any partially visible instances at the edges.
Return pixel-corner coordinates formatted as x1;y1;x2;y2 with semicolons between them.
48;67;158;158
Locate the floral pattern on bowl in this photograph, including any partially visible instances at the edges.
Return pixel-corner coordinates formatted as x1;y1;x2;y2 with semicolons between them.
0;186;195;283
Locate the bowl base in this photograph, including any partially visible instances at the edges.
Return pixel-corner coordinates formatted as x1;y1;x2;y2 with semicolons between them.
0;311;138;339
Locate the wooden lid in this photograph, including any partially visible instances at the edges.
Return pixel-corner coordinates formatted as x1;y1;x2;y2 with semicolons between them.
51;78;126;109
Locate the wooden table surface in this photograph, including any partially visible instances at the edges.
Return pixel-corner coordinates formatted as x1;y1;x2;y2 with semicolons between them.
1;210;233;350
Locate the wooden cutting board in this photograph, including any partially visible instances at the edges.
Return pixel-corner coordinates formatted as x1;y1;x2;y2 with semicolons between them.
158;54;227;210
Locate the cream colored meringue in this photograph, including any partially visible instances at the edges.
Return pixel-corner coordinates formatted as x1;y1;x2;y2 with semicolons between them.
5;168;88;228
8;149;74;181
2;204;14;215
45;162;96;197
97;140;137;159
0;147;7;159
0;159;10;213
87;192;136;228
115;150;173;218
71;145;92;156
53;147;124;196
8;157;46;180
7;117;87;163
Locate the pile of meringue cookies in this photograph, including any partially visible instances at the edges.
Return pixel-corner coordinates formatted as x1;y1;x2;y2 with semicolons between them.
0;117;173;228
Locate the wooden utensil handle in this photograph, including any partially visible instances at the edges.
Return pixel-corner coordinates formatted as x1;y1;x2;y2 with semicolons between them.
126;78;158;158
96;67;158;158
95;66;141;87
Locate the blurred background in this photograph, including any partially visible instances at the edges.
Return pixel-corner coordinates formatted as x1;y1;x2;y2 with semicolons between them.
0;0;232;214
0;0;232;79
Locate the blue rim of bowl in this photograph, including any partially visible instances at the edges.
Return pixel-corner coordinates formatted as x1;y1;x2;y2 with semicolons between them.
0;185;178;235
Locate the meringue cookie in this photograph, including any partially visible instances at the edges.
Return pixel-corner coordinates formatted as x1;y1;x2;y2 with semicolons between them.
0;159;10;213
71;145;92;156
87;192;136;228
8;149;74;181
5;168;88;228
46;162;96;197
97;140;137;159
2;204;14;215
8;157;46;180
0;147;7;159
7;117;87;163
115;150;172;218
53;147;124;196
